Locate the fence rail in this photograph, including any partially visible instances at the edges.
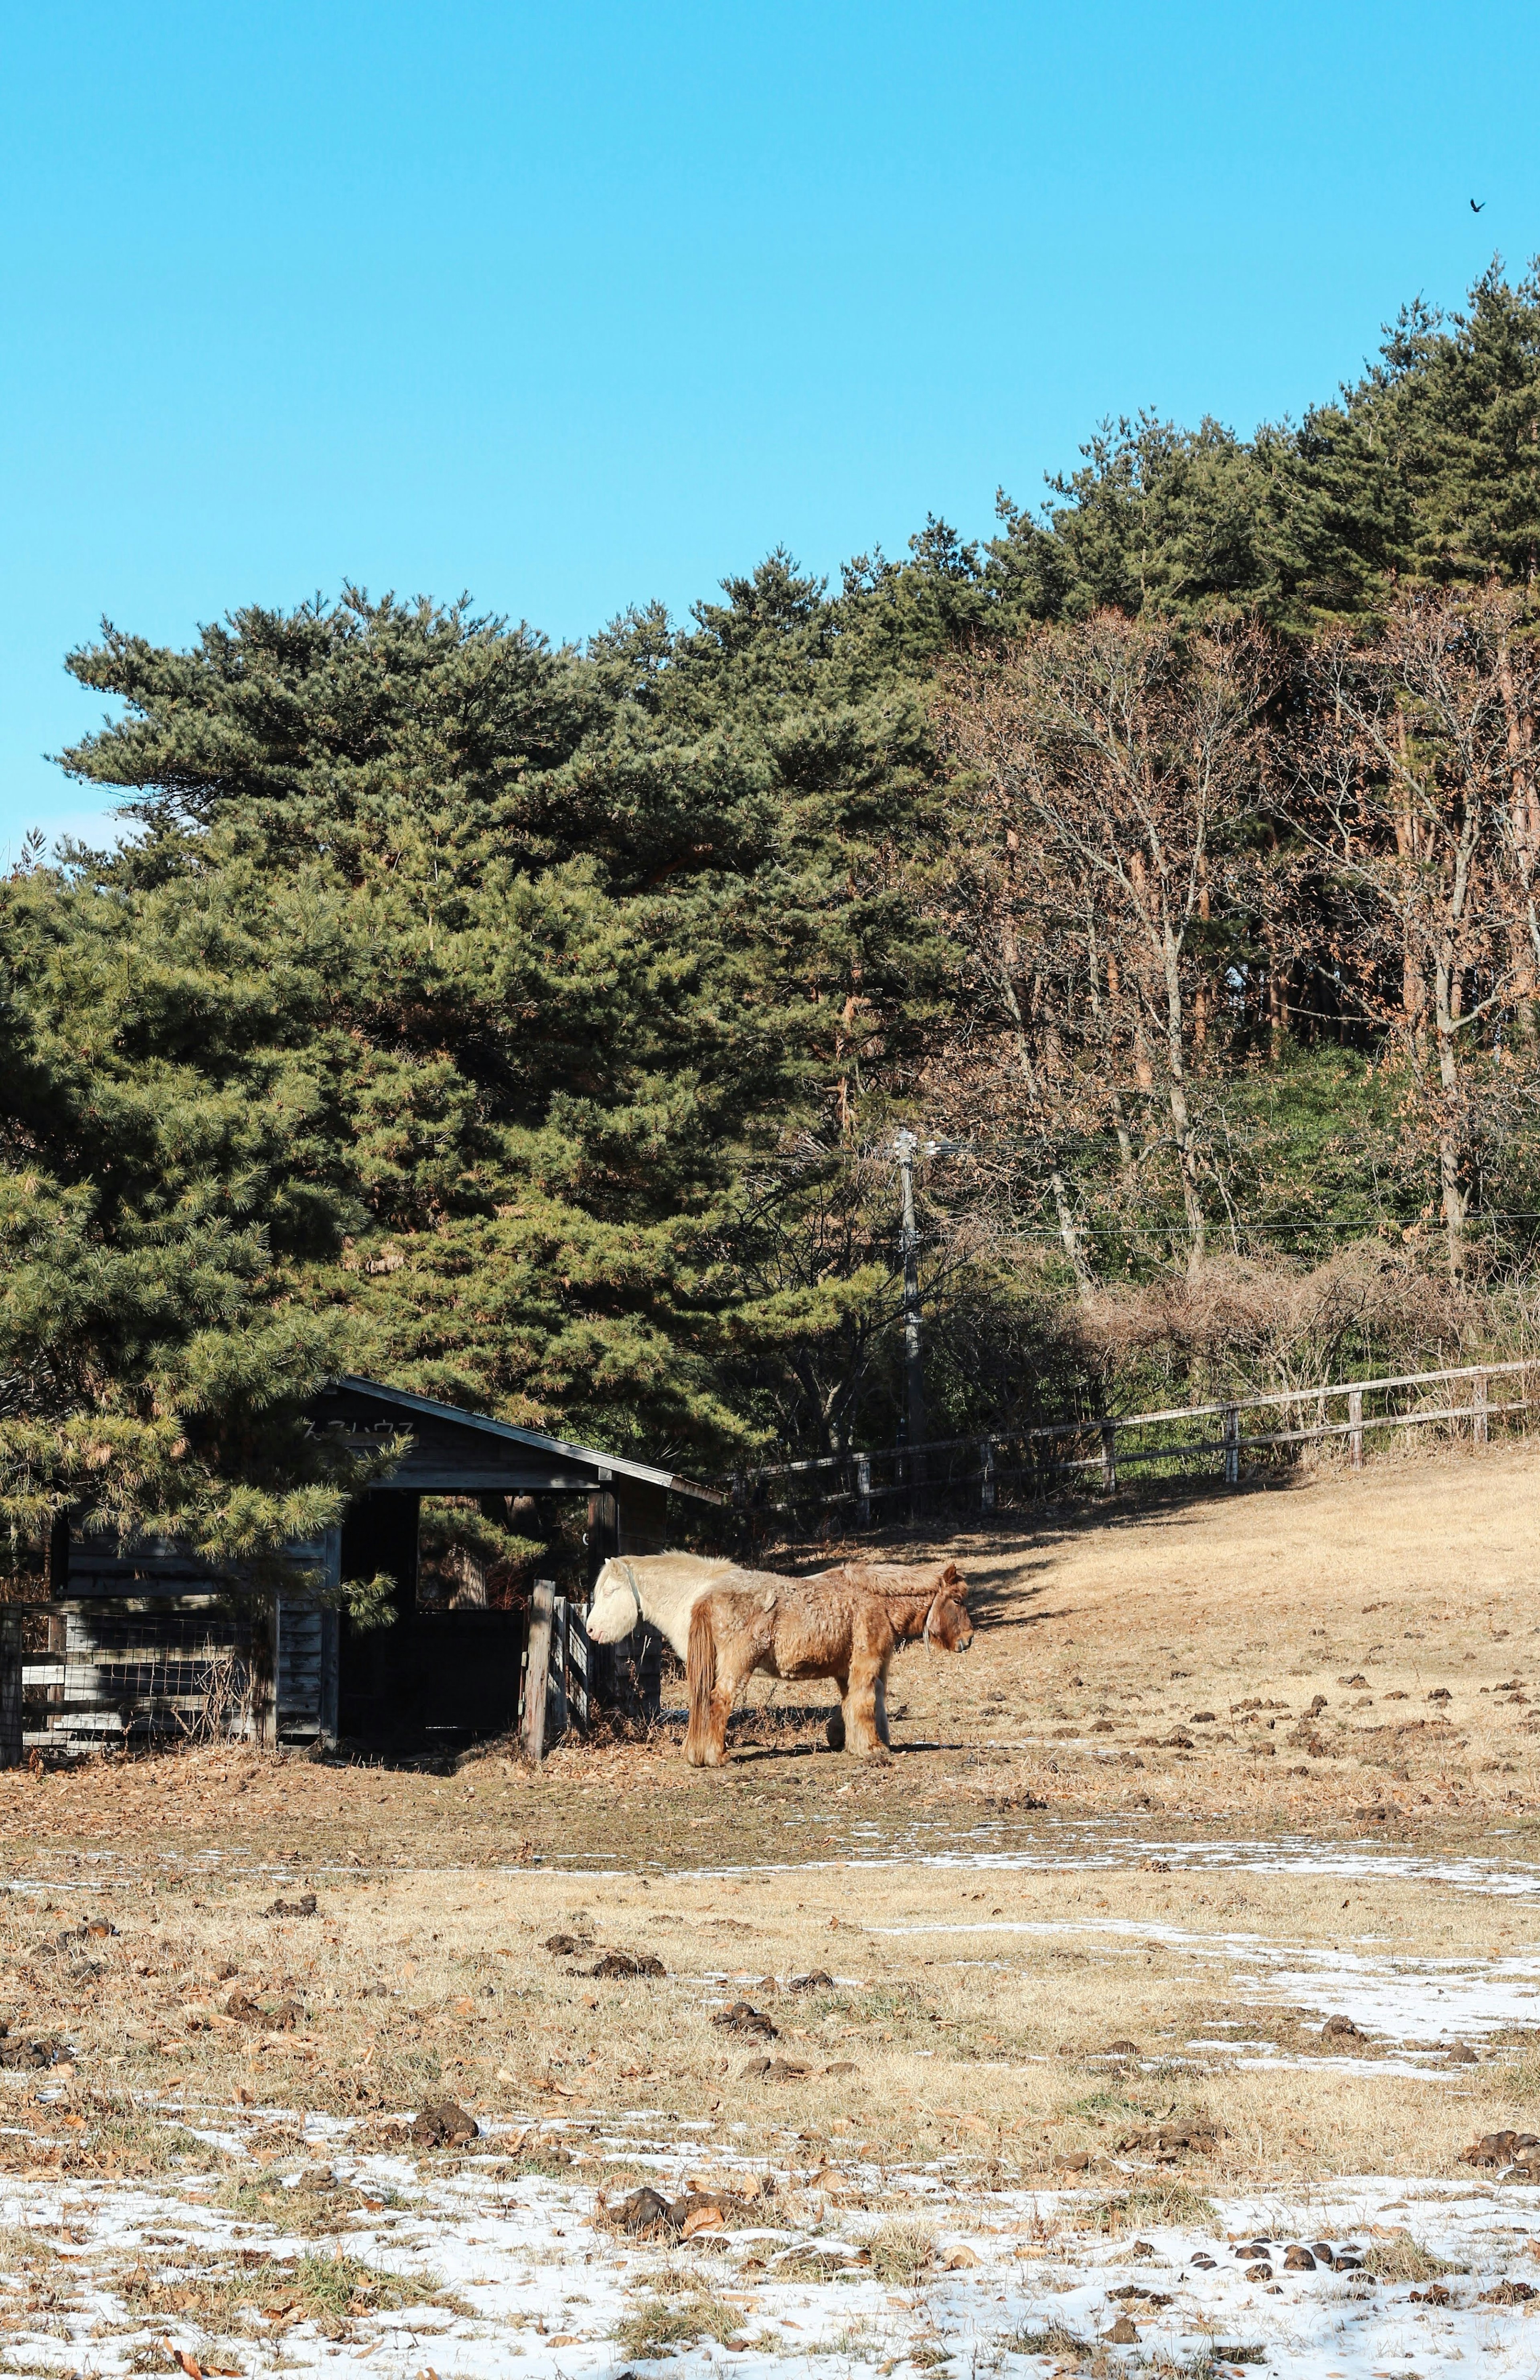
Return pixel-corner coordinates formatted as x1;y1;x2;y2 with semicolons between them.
729;1358;1540;1522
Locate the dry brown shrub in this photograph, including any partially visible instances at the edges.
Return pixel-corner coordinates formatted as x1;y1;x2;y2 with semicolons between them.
1075;1244;1474;1403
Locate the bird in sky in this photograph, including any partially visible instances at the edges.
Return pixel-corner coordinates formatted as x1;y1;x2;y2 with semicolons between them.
1471;198;1486;213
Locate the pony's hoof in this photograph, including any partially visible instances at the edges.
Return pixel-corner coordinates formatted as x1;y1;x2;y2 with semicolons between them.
824;1714;847;1752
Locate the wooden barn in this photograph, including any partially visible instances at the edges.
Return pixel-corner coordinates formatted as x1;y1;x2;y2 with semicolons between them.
24;1374;721;1759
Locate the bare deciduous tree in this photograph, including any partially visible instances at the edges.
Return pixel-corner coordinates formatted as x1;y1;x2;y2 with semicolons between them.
936;613;1272;1281
1291;591;1540;1280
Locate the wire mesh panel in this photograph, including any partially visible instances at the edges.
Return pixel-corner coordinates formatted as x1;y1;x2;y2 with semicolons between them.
21;1602;255;1750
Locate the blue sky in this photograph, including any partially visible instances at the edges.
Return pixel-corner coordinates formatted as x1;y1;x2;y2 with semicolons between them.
2;0;1536;851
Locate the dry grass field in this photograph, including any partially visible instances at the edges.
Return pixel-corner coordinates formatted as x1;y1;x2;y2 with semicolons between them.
2;1440;1540;2379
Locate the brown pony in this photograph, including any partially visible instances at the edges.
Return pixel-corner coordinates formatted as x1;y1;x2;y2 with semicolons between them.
683;1560;973;1766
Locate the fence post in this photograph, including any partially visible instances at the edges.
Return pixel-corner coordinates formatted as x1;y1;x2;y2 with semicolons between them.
566;1603;591;1731
1348;1387;1364;1470
253;1597;279;1749
855;1452;871;1528
0;1611;20;1768
521;1578;557;1765
1100;1422;1118;1493
1473;1370;1490;1446
1222;1405;1240;1487
979;1438;995;1515
548;1598;570;1742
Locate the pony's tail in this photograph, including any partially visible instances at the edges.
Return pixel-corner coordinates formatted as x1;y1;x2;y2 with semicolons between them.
687;1597;717;1753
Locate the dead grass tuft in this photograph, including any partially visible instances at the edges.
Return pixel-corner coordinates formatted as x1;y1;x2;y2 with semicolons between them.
288;2248;450;2325
614;2272;742;2358
863;2219;937;2283
1144;2354;1266;2379
1361;2230;1460;2282
1007;2319;1091;2359
1082;2184;1218;2235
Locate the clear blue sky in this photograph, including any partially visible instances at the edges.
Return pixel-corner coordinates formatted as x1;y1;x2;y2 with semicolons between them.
2;0;1535;850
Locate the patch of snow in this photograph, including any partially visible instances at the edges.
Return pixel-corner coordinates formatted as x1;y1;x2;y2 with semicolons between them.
0;2149;1538;2380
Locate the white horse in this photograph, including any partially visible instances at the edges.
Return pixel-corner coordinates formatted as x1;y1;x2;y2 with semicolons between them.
586;1552;743;1660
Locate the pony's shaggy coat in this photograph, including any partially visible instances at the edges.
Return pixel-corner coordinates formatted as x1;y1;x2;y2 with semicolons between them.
684;1560;973;1765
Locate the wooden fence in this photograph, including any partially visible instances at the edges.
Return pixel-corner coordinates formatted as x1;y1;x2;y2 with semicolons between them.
729;1357;1540;1524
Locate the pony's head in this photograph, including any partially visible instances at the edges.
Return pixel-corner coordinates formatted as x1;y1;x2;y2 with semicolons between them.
922;1574;974;1653
587;1556;644;1644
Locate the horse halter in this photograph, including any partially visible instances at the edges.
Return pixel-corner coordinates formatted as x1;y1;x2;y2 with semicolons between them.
618;1560;644;1625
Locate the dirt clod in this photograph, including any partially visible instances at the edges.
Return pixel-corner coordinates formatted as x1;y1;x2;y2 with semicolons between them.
1462;2130;1540;2167
712;2001;777;2037
1118;2120;1222;2159
613;2185;674;2234
411;2100;478;2148
0;2035;61;2069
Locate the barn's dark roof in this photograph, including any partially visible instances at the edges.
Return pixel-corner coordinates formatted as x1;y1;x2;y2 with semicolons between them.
312;1375;723;1503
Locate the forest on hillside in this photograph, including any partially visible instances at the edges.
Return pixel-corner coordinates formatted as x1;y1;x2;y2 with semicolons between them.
6;263;1540;1584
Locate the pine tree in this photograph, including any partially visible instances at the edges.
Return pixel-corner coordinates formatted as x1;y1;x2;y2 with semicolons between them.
45;577;946;1488
0;846;385;1583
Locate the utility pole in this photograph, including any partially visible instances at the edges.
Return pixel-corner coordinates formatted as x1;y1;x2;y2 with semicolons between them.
895;1128;925;1477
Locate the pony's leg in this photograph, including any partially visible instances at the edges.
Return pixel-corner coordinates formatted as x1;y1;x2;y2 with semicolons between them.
873;1665;892;1747
825;1676;849;1752
843;1661;885;1756
845;1619;893;1759
703;1682;734;1766
703;1645;759;1766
